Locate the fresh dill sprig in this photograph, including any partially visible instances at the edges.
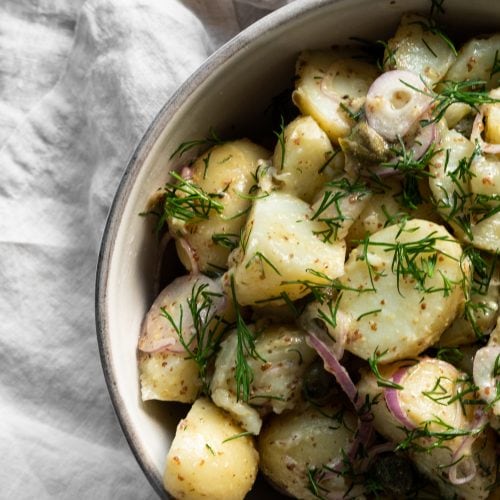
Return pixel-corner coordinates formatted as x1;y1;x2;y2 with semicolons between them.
339;102;364;122
409;18;457;56
446;374;482;414
283;268;373;304
430;0;446;17
160;171;224;227
349;37;397;71
421;376;452;405
436;347;464;365
379;138;438;209
382;137;438;177
221;431;253;443
460;246;498;338
160;282;225;393
211;232;239;250
307;466;329;500
274;115;286;170
311;177;370;243
396;415;485;453
435;144;500;242
169;128;224;159
402;79;500;126
491;50;500;78
245;251;281;278
368;349;405;389
229;275;264;402
318;149;340;174
357;224;458;296
317;293;344;330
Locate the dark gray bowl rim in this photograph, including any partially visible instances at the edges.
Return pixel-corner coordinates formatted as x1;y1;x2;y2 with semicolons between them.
95;0;338;497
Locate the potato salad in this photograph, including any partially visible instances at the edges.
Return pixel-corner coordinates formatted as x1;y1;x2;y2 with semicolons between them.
138;7;500;500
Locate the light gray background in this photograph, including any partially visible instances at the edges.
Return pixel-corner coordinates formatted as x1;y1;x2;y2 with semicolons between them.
0;1;294;498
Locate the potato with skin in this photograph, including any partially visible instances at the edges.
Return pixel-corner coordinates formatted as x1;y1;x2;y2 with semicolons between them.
357;358;497;500
429;127;500;253
259;404;360;500
293;49;379;143
484;88;500;144
324;219;468;363
169;139;269;273
210;323;317;435
225;191;346;307
138;274;225;403
383;13;456;86
272;115;337;203
164;398;258;500
139;350;201;403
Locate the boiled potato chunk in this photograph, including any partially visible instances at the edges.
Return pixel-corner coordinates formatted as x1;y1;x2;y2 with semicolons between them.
429;128;500;252
273;115;336;202
330;219;467;362
225;192;345;307
384;13;456;85
138;274;224;354
445;34;500;90
138;274;226;402
358;358;496;500
293;50;379;142
210;324;317;434
139;350;201;403
346;178;440;245
484;88;500;144
470;154;500;196
163;398;258;500
429;128;475;225
311;176;372;242
438;273;499;347
259;404;359;500
170;139;269;273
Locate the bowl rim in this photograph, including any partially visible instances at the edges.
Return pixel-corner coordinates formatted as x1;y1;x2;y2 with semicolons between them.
94;0;337;497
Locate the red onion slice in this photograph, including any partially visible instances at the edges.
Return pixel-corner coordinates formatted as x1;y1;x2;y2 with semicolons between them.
384;366;416;430
365;70;432;141
446;405;488;485
307;332;375;466
409;121;437;160
448;455;476;485
138;274;224;353
471;111;500;154
307;332;358;405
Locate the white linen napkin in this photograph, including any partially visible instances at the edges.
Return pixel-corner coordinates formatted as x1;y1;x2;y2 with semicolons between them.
0;1;293;498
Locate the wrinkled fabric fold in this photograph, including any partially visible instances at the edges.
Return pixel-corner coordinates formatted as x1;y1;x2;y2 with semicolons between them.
0;0;294;497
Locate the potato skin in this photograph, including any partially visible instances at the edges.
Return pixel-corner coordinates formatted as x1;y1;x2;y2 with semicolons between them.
258;404;358;500
163;398;258;500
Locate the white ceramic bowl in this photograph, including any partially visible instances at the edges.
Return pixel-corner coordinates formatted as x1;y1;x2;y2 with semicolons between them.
96;0;500;497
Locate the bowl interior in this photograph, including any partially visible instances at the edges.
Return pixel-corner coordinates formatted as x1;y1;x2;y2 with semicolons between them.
96;0;500;497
